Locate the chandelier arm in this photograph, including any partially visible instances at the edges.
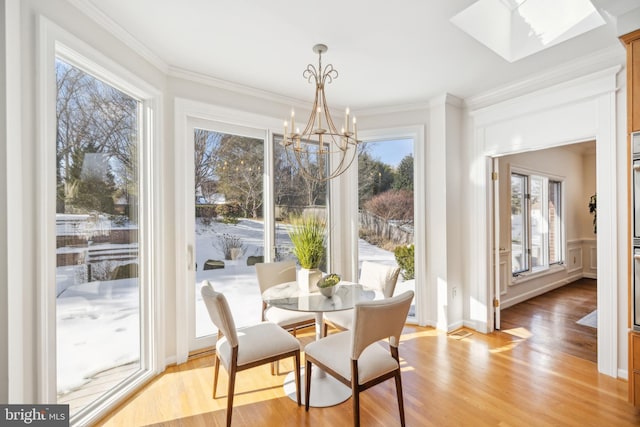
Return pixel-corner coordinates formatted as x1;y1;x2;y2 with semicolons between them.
321;64;338;86
303;64;319;85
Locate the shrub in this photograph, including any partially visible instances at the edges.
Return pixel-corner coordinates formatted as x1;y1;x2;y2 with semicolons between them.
394;244;415;280
196;204;217;226
217;201;242;224
364;190;413;222
215;233;246;260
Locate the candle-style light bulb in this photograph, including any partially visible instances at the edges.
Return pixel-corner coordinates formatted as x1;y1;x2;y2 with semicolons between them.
345;107;350;133
353;117;357;140
291;110;295;133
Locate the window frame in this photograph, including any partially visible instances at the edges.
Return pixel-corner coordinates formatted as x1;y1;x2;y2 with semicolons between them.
185;117;267;351
346;126;425;324
510;167;565;277
173;98;282;363
39;17;164;426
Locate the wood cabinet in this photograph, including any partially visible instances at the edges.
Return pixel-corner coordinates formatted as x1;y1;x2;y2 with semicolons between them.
632;333;640;405
622;29;640;132
623;28;640;406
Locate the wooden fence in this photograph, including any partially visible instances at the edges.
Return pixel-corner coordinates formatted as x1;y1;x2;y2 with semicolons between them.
359;210;414;245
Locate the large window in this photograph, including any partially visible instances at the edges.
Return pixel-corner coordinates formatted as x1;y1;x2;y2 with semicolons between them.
511;170;563;275
55;57;143;417
192;127;265;337
357;139;415;319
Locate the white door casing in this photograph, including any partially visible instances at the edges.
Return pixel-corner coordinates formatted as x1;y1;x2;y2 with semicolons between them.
468;66;621;377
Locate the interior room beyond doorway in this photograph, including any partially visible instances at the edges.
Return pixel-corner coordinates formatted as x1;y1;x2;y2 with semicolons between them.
494;141;598;363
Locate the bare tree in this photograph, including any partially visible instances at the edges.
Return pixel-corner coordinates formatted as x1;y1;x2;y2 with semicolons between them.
56;58;138;216
215;134;264;218
194;129;221;201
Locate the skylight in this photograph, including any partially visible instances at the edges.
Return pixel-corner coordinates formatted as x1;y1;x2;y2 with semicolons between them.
450;0;606;62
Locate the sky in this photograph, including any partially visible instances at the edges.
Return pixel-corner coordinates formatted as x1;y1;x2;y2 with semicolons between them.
365;138;413;168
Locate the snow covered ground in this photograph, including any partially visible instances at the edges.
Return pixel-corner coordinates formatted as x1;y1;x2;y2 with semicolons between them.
56;217;414;397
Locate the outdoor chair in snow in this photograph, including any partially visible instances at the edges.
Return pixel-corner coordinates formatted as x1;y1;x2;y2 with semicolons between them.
200;282;302;427
324;261;400;334
304;290;414;427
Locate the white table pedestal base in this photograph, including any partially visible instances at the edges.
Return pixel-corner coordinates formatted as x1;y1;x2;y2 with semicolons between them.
283;366;351;407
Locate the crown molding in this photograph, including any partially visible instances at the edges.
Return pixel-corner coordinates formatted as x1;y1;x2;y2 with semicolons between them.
464;45;625;111
429;93;464;109
355;101;431;117
68;0;168;73
469;64;621;128
167;65;310;109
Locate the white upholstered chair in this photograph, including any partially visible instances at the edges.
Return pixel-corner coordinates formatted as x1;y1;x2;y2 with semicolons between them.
324;261;401;333
255;261;315;334
304;290;414;427
200;282;302;427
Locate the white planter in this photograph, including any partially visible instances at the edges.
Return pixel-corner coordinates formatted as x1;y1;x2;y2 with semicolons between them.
298;268;322;293
230;247;243;260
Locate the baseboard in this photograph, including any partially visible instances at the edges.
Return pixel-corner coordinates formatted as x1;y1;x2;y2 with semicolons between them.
164;355;178;367
463;319;488;334
447;320;464;332
618;368;629;381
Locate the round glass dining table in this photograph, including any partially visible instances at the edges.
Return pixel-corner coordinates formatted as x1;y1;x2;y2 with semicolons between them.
262;281;382;407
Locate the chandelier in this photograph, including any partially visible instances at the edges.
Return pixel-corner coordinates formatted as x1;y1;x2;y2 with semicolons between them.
282;44;360;182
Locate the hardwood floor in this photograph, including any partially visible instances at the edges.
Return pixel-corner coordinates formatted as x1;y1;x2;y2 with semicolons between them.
500;278;598;362
96;320;640;427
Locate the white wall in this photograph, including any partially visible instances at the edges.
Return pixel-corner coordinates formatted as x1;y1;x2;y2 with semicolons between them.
1;0;9;404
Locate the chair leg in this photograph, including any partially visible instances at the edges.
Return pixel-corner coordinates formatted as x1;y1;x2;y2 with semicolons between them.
226;365;237;427
394;370;406;427
213;355;220;398
294;351;301;406
352;387;360;427
304;359;312;411
352;359;360;427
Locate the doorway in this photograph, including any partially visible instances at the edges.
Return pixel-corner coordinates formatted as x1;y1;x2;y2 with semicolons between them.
492;141;598;362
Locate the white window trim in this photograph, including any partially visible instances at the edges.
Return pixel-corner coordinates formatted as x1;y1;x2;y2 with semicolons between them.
509;165;566;276
38;16;164;426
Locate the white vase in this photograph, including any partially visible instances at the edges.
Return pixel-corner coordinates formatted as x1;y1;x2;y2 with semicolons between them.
298;268;322;293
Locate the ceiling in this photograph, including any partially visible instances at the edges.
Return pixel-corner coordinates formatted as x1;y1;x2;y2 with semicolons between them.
82;0;638;110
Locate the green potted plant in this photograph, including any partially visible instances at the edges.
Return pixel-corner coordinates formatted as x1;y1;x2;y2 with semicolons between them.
588;193;597;234
288;214;326;292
